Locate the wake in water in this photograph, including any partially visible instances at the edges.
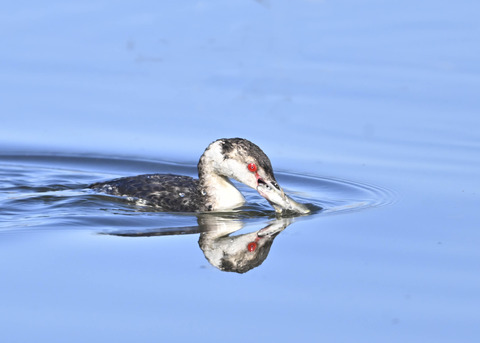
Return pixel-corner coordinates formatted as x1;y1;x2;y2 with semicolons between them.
0;153;392;231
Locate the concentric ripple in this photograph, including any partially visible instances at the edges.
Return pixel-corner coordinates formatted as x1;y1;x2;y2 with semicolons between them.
0;153;393;232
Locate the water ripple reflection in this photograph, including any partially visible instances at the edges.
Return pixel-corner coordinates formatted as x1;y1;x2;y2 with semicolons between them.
0;154;392;228
0;154;395;271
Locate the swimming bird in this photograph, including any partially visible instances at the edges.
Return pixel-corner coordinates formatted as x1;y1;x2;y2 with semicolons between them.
89;138;310;214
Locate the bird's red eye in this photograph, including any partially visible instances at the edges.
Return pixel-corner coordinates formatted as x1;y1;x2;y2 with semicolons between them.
247;242;257;252
247;163;257;172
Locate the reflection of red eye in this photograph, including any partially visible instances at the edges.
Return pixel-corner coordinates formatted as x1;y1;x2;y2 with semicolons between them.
247;163;257;172
247;242;257;252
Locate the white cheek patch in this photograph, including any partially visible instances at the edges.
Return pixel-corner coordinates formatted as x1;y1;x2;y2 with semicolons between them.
220;159;257;190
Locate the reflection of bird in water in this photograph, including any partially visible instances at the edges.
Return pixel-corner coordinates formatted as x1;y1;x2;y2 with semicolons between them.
90;138;310;214
198;216;293;274
104;215;294;274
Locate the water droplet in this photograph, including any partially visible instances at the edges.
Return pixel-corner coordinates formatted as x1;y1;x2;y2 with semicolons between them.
179;193;185;198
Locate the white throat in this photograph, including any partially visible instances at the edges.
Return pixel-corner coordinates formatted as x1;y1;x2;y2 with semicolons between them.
203;174;245;210
199;141;246;210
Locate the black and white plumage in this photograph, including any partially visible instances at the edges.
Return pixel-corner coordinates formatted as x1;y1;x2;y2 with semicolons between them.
90;174;203;212
89;138;310;214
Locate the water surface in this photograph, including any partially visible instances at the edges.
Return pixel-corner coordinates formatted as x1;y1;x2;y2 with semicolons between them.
1;1;480;342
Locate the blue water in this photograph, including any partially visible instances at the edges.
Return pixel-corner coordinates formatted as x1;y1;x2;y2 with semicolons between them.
1;1;480;342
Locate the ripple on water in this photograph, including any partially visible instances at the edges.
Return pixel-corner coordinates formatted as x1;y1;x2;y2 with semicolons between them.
0;154;393;232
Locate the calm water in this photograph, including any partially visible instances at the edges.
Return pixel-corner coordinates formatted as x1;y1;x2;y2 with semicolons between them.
1;1;480;342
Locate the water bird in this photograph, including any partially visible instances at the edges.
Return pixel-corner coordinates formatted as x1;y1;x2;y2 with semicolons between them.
90;138;310;214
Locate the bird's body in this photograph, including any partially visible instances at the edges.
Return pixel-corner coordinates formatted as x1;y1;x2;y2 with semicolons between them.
91;174;203;211
90;138;310;214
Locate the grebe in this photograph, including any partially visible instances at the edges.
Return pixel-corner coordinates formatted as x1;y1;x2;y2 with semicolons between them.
90;138;310;214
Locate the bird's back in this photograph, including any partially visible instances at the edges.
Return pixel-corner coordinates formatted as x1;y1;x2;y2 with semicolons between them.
90;174;204;212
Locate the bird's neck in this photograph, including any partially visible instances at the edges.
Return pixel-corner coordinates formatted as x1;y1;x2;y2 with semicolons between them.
198;150;245;211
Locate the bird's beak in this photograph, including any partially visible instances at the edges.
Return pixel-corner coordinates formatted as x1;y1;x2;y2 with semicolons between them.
255;174;310;215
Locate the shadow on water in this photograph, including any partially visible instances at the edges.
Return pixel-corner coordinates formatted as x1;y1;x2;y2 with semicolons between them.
0;153;393;273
